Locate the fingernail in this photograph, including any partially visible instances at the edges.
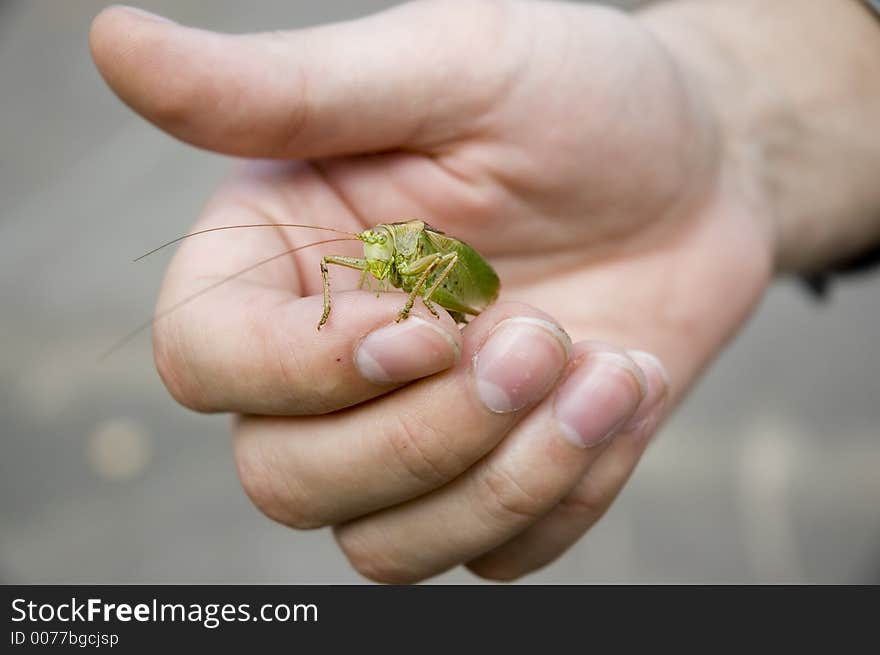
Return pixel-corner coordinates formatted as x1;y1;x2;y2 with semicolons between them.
555;351;644;448
356;317;459;384
622;350;670;434
474;317;571;414
115;5;174;23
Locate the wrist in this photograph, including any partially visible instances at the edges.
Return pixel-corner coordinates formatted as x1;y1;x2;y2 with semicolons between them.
639;0;880;275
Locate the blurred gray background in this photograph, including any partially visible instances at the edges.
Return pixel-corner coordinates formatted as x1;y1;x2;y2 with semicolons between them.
1;0;878;584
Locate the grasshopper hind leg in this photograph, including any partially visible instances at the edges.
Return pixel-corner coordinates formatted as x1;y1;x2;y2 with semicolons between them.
397;252;458;323
422;298;440;319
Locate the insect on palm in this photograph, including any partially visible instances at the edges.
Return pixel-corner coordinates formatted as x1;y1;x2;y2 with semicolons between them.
104;219;500;358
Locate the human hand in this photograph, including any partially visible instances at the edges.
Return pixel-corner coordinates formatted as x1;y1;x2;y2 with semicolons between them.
91;0;875;581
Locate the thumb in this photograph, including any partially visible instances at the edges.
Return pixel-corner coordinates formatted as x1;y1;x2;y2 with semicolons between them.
89;3;513;158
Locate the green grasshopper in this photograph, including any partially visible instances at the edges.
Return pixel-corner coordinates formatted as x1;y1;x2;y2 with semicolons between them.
319;219;500;329
106;219;500;357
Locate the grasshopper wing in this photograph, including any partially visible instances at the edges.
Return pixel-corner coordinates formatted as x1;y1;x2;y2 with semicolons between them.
423;227;500;317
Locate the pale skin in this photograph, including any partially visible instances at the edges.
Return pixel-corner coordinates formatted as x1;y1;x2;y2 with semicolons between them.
90;0;880;582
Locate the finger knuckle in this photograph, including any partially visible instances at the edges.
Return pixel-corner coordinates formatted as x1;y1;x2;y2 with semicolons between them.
233;428;325;530
385;412;465;488
275;59;312;156
557;476;610;520
473;462;548;528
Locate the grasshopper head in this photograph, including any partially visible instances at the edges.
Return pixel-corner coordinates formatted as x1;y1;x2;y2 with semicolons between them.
359;227;394;277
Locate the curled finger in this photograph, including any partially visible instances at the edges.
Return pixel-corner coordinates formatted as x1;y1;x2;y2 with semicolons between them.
332;342;653;583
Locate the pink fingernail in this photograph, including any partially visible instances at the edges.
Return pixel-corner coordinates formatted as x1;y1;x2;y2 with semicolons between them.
555;352;644;448
474;317;571;414
355;317;459;384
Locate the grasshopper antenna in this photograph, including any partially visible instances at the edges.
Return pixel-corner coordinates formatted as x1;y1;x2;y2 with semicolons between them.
134;223;361;262
101;236;359;360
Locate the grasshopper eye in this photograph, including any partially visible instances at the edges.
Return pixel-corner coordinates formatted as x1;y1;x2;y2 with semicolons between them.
360;230;386;245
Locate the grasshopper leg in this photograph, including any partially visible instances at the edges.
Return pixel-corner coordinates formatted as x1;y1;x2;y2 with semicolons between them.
420;253;458;319
319;255;369;330
396;252;458;322
403;253;458;321
422;298;440;318
396;256;442;322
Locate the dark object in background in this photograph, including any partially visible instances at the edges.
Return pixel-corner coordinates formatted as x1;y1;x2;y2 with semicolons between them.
802;243;880;298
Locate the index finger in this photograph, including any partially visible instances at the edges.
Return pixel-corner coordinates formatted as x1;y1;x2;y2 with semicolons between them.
150;174;462;415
